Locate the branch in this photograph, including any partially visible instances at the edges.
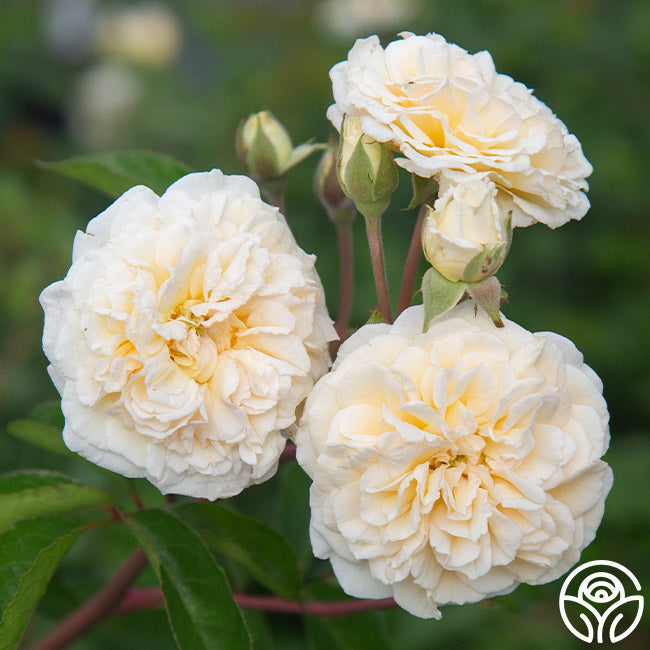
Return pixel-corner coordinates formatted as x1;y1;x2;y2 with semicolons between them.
279;443;297;462
114;587;397;618
333;221;354;345
365;217;392;323
397;203;427;315
29;548;148;650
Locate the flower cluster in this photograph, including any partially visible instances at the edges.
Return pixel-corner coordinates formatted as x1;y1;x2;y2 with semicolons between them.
328;31;592;230
296;303;612;618
41;170;336;500
39;31;611;624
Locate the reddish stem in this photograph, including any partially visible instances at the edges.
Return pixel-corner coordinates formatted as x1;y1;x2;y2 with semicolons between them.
333;221;354;343
114;587;397;618
29;548;148;650
279;443;297;462
397;203;427;315
365;217;392;323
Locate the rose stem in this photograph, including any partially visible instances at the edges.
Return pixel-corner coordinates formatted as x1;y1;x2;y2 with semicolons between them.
397;203;427;316
333;221;354;343
29;548;148;650
114;587;397;617
365;216;392;323
279;443;297;462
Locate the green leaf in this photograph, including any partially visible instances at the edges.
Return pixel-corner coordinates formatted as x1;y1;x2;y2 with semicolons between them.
174;502;301;601
0;516;84;650
28;401;64;429
0;471;111;533
127;509;250;650
6;419;69;456
421;267;467;331
38;151;192;198
307;615;392;650
304;582;391;650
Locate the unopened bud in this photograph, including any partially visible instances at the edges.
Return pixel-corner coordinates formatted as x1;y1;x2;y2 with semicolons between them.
337;115;398;221
422;176;512;283
236;110;292;179
236;111;325;183
314;136;356;225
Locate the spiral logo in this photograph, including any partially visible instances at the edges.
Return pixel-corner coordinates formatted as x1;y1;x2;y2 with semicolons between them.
559;560;644;643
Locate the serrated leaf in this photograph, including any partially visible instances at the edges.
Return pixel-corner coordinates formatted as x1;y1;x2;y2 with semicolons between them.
0;516;85;650
6;419;69;456
38;151;192;198
421;267;466;331
127;509;250;650
174;502;301;601
0;471;111;533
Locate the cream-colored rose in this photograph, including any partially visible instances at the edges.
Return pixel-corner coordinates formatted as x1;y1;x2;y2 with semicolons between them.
422;175;511;283
41;170;336;500
296;302;612;619
327;32;592;228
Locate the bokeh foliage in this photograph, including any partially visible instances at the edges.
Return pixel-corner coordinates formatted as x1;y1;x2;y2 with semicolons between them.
0;0;648;648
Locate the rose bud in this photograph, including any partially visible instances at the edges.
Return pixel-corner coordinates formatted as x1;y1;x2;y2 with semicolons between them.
314;136;356;226
336;115;398;221
422;175;512;284
236;110;325;181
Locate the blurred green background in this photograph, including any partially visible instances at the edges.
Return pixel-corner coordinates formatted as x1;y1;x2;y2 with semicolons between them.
1;0;648;648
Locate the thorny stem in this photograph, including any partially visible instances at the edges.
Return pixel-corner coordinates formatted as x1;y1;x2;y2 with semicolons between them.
365;217;392;323
333;221;354;346
397;203;428;316
114;587;397;617
29;548;148;650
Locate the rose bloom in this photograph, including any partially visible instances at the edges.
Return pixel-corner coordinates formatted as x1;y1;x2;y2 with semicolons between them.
327;32;592;228
296;303;612;618
41;170;336;500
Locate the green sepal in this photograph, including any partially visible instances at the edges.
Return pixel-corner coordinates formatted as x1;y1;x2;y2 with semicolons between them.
460;213;513;283
365;308;386;325
407;174;438;210
283;141;326;172
467;275;504;327
422;267;467;331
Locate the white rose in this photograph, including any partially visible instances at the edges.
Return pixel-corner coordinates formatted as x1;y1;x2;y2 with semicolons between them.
327;32;592;228
422;175;511;283
41;170;337;500
296;302;612;619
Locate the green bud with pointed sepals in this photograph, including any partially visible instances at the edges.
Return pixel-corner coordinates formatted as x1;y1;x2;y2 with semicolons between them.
236;110;324;180
336;115;398;221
